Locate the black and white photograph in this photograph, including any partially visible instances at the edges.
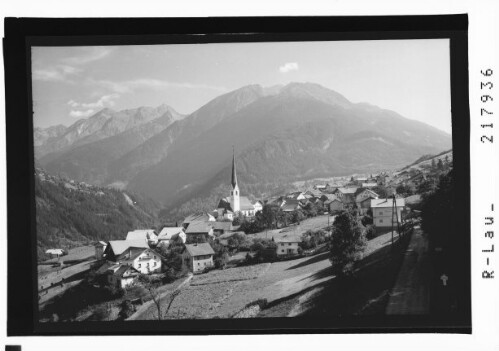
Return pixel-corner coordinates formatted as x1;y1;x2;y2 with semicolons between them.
30;37;467;325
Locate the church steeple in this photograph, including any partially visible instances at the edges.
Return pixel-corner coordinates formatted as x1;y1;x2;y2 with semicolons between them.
231;146;238;188
230;146;240;213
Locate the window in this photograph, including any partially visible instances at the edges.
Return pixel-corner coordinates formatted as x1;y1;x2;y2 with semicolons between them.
379;211;383;215
289;243;292;246
138;264;141;268
281;250;285;253
379;219;383;223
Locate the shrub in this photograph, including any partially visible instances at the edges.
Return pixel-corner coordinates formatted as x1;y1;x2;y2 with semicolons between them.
364;225;376;240
118;300;135;320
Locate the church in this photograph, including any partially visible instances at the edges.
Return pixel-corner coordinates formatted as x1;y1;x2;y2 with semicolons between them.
215;150;263;220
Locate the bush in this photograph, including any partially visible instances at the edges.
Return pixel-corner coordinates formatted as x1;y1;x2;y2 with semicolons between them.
89;304;112;321
118;300;136;320
364;225;376;240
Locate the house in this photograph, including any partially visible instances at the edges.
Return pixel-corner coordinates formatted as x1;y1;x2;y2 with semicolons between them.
94;241;107;260
362;182;378;188
211;221;238;235
157;227;186;247
45;248;66;257
274;235;301;257
185;221;215;243
335;187;358;206
281;199;302;212
326;197;344;213
103;240;149;261
182;213;216;230
371;198;406;228
216;149;261;219
106;264;141;289
286;191;306;201
355;188;379;207
126;229;158;246
253;201;263;214
116;247;162;274
182;243;215;273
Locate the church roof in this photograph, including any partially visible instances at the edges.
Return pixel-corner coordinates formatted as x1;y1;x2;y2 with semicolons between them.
218;196;255;211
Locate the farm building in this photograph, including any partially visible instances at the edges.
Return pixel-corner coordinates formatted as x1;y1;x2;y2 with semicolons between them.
116;247;162;275
106;264;141;289
182;243;215;273
94;241;107;260
103;240;149;261
185;221;215;243
157;227;186;246
274;235;301;257
125;229;158;246
371;198;406;228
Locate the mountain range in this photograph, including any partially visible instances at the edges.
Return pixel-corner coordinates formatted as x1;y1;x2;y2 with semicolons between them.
35;82;452;218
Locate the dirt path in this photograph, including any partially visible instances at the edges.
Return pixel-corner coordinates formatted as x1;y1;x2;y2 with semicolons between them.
385;226;430;314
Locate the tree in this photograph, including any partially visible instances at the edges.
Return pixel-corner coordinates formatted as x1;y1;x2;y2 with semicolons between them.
210;239;229;269
371;186;388;198
396;184;413;196
138;274;163;320
364;225;376;240
444;155;449;164
118;300;136;320
437;158;444;171
431;158;436;169
292;210;305;224
329;210;367;277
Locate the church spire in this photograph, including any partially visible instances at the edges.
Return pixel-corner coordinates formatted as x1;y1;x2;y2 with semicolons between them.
231;145;238;188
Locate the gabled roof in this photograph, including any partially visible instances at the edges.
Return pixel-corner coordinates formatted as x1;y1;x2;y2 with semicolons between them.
184;243;215;256
158;227;184;240
355;188;379;198
240;196;256;211
185;221;213;234
116;247;149;262
183;213;215;224
337;187;359;194
46;249;64;255
94;241;107;247
113;264;140;278
211;221;235;231
371;198;406;208
126;229;157;242
107;240;149;256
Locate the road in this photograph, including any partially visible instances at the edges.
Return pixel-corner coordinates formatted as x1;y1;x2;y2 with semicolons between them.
385;226;430;314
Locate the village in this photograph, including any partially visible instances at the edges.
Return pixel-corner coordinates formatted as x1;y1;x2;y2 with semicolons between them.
38;149;452;321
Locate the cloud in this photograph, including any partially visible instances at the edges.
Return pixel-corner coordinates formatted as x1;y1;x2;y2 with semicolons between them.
88;77;227;94
67;94;120;109
62;47;113;65
69;109;96;118
279;62;299;73
32;65;82;82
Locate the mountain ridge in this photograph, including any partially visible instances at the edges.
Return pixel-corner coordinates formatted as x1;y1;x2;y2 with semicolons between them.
35;82;452;213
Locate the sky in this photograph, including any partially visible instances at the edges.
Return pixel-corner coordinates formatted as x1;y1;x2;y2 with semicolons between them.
32;39;452;133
